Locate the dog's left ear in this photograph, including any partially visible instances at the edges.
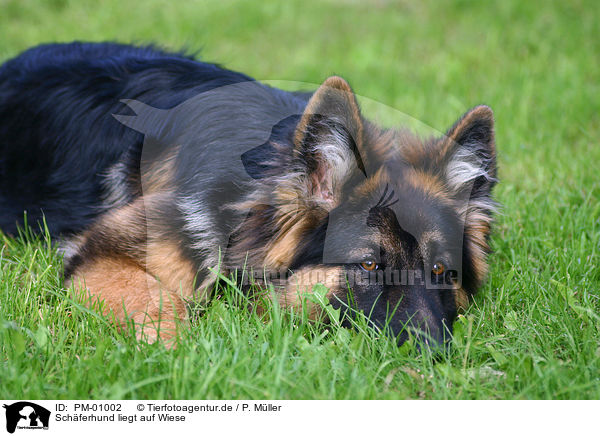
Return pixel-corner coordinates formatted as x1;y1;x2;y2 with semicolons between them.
293;76;365;207
443;105;497;200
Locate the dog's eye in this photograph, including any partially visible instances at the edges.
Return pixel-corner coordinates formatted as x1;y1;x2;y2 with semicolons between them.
359;261;378;271
432;261;445;275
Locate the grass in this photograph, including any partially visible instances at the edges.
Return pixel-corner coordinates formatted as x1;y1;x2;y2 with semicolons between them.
0;0;599;399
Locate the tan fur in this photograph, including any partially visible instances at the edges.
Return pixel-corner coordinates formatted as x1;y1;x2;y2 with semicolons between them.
66;193;199;346
397;137;436;169
464;216;492;285
141;148;178;194
264;208;322;269
403;168;449;200
145;241;198;297
67;256;187;347
365;125;397;160
279;266;344;318
264;222;306;268
454;287;470;312
353;167;388;198
90;196;149;259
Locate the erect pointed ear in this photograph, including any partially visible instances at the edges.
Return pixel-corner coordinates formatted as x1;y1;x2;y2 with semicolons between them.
293;76;365;207
443;105;497;199
443;105;497;290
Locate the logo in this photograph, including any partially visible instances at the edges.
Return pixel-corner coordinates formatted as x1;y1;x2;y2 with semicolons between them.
2;402;50;434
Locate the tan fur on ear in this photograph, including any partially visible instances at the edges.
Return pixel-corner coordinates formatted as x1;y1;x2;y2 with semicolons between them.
446;105;494;138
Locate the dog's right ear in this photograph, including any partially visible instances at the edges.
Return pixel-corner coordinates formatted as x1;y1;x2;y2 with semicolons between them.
293;76;366;208
443;105;497;199
442;105;498;290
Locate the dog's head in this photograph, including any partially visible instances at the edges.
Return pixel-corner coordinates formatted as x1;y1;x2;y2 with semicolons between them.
239;76;497;348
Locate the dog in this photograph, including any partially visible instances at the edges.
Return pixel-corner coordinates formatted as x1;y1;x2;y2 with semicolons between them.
0;42;497;348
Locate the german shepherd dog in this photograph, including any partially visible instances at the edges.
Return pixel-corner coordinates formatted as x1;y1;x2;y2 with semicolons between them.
0;42;497;348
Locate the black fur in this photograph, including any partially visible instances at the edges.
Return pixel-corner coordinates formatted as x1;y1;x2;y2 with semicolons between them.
0;42;259;235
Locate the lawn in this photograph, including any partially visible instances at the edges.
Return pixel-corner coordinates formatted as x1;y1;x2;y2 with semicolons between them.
0;0;598;399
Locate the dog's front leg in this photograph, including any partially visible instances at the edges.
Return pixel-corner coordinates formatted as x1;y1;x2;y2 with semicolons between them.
66;256;187;347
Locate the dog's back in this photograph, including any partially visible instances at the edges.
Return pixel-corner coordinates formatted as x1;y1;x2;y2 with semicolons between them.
0;42;254;236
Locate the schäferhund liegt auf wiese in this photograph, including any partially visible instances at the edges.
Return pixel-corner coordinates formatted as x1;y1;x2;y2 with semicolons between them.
0;42;498;348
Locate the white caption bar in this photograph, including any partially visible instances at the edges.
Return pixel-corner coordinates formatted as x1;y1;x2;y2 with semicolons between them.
0;400;595;435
